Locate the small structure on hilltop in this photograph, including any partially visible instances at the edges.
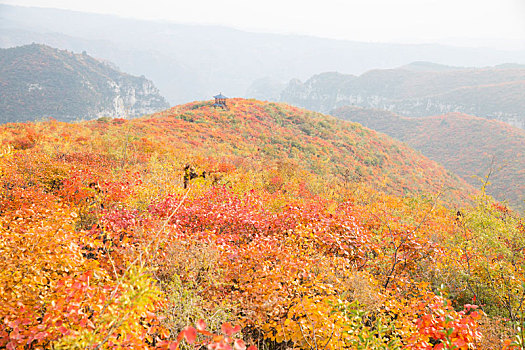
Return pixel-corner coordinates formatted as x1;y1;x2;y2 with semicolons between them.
213;93;228;110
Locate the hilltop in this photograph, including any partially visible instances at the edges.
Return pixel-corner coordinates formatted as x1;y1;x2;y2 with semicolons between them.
136;99;474;201
0;98;473;202
333;106;525;211
0;44;169;123
279;64;525;128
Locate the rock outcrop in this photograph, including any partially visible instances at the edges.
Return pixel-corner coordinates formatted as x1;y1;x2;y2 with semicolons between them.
280;65;525;129
0;44;169;123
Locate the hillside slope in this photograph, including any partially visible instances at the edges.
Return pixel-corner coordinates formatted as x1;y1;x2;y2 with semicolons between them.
4;99;522;349
333;107;525;211
279;65;525;128
0;44;169;123
0;99;473;203
120;99;474;202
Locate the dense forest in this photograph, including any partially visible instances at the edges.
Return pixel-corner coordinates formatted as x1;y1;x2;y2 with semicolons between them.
1;99;524;349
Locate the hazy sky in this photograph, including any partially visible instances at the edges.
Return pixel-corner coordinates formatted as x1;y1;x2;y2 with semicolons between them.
1;0;525;49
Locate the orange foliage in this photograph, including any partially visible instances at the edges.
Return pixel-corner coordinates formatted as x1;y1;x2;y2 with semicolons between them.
1;99;518;349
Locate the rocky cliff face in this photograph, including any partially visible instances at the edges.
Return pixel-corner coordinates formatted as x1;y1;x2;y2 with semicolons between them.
279;66;525;129
0;44;169;123
98;76;168;119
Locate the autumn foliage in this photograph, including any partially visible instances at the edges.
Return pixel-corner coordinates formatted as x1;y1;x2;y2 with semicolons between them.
333;107;525;212
0;99;523;349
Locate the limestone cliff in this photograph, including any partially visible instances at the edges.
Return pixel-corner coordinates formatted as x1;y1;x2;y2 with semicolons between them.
0;44;169;123
280;65;525;129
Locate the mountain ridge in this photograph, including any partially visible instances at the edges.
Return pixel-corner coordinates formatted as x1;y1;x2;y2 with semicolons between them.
133;99;475;204
0;43;169;123
2;4;525;104
278;65;525;128
0;98;476;206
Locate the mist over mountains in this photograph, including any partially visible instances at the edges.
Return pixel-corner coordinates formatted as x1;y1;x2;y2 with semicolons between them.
2;4;525;105
277;63;525;128
0;44;168;123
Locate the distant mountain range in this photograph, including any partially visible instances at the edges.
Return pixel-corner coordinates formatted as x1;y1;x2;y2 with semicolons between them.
0;44;169;123
333;107;525;211
2;4;525;105
278;63;525;129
